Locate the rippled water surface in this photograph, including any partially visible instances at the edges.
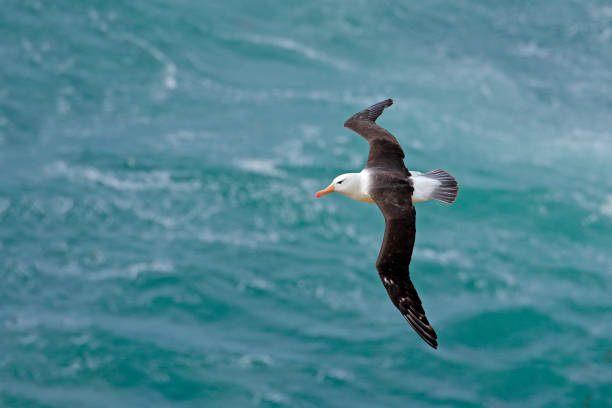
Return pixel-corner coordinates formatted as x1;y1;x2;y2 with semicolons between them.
1;1;612;407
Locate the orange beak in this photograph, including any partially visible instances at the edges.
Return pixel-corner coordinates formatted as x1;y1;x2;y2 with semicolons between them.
315;183;334;198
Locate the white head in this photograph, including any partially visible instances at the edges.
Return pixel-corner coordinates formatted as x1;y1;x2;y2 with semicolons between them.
315;173;361;199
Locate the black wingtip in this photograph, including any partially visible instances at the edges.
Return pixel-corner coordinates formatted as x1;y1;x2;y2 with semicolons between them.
427;333;438;349
366;99;393;122
376;98;393;107
425;337;438;349
403;314;439;349
344;98;394;128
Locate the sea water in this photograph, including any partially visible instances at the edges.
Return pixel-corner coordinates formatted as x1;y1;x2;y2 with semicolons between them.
1;1;611;406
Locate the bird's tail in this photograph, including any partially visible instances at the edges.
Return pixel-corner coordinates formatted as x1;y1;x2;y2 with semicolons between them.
424;169;458;204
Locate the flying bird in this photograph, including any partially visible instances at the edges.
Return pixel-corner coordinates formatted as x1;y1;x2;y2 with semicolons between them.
315;99;458;349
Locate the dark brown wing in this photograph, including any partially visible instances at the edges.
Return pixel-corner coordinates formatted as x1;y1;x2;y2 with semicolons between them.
343;99;406;171
370;177;438;349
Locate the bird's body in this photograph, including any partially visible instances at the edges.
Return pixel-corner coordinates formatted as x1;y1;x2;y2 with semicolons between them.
315;99;458;349
327;168;456;204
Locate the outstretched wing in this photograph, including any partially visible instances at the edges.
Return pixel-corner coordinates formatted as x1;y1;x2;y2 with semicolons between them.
370;180;438;349
343;99;406;171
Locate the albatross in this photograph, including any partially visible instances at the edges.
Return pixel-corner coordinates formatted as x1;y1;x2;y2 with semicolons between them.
315;99;458;349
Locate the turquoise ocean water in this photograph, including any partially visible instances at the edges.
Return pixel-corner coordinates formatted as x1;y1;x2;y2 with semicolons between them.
1;1;612;406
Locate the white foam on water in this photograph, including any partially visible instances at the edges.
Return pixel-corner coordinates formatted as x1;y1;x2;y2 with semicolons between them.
415;248;474;268
514;41;549;58
56;95;70;115
599;28;612;42
46;161;201;192
21;39;43;64
275;139;313;167
4;313;40;331
165;129;214;146
112;194;185;230
571;191;600;213
553;127;612;158
132;207;176;228
201;76;388;108
328;368;354;381
235;159;286;177
197;227;280;248
315;285;364;311
0;198;9;216
18;333;39;346
256;389;290;405
164;63;177;90
300;124;320;140
4;310;90;331
601;195;612;218
201;79;296;104
237;33;352;71
49;196;73;216
316;367;354;382
237;354;274;368
237;276;276;293
92;260;174;281
127;260;174;278
88;9;109;32
123;33;177;90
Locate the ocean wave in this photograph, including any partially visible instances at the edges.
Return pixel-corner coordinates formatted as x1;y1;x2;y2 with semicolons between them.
235;158;286;177
122;33;177;90
0;198;9;216
315;286;365;311
197;227;280;248
229;33;352;71
91;260;174;281
253;389;291;405
316;367;354;383
274;139;314;167
165;129;215;147
4;310;90;332
129;204;178;228
46;161;201;192
601;195;612;219
201;77;388;107
415;248;474;268
236;353;274;368
552;128;612;159
237;277;276;293
514;41;549;58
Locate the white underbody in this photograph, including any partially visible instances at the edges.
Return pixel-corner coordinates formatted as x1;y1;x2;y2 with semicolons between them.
335;169;439;204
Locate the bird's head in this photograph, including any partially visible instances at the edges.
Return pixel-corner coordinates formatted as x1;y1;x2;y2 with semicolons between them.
315;173;359;198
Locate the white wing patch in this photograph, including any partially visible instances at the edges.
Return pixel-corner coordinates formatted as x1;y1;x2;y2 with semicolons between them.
410;169;458;204
410;172;441;202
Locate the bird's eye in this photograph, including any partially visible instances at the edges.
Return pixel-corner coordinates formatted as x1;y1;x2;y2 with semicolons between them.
337;179;344;184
